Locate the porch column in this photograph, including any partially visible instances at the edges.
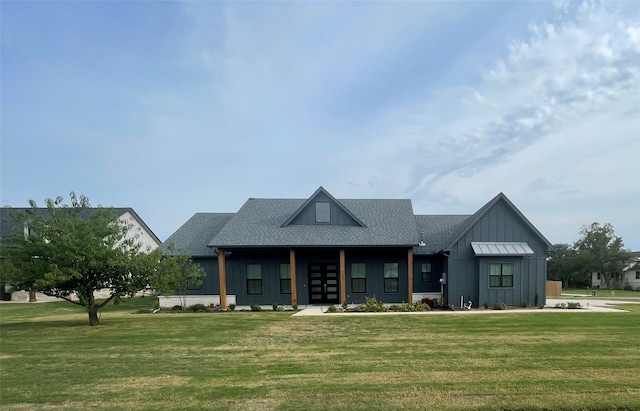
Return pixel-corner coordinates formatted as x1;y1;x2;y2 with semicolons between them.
339;249;346;306
408;248;414;304
218;249;228;310
289;249;297;307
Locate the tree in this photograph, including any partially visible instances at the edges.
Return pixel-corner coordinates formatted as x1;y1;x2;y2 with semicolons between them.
151;244;206;310
575;222;633;290
547;243;590;288
0;193;163;326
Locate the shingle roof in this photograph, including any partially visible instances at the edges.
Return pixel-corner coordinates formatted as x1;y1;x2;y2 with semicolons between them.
161;213;235;256
208;198;419;248
443;193;553;251
1;207;161;245
413;215;471;255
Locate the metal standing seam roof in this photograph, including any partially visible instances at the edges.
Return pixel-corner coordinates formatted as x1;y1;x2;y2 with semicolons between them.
471;242;535;256
208;198;419;248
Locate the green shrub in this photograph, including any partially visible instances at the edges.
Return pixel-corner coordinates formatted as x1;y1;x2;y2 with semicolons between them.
521;301;530;308
483;302;489;309
292;303;298;311
360;296;387;312
189;304;206;312
272;303;278;311
171;305;183;312
326;305;338;313
276;305;285;312
567;302;582;309
623;285;633;291
228;303;236;311
494;302;507;310
250;304;263;312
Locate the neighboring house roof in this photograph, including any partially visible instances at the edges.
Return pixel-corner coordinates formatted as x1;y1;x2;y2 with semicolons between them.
161;213;235;256
413;215;471;255
443;192;553;251
208;197;419;248
0;207;161;246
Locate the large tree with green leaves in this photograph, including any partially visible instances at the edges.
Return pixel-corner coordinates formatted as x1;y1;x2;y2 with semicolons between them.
547;243;590;288
0;193;165;326
575;222;633;289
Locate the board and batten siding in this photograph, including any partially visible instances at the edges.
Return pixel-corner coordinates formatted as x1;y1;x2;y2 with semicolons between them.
447;198;549;306
287;191;360;226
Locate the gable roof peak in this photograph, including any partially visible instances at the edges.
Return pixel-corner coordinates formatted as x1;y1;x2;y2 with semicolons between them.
280;186;367;228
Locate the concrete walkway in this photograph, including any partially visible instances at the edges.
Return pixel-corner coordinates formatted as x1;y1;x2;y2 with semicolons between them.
293;298;639;316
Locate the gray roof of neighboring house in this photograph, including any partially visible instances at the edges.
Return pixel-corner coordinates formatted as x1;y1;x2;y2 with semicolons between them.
162;213;235;256
413;215;472;255
0;207;161;246
208;198;419;248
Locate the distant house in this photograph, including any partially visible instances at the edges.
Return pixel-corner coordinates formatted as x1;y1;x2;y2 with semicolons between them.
161;187;552;309
591;252;640;290
0;207;161;301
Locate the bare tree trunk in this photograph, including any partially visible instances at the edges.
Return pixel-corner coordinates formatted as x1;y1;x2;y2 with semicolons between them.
28;288;37;302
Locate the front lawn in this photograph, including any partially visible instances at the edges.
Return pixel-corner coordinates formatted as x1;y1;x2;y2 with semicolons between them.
1;298;639;410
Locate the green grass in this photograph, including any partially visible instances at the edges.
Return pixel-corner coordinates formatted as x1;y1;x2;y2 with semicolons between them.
2;298;640;410
563;288;640;298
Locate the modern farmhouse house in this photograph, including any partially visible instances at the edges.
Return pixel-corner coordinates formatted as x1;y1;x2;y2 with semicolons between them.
161;187;552;309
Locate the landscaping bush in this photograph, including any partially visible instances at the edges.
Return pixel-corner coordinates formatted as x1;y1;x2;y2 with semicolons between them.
292;303;298;311
250;304;263;312
326;305;339;313
623;285;633;291
272;303;278;311
567;302;582;309
521;301;530;308
171;305;183;312
494;302;507;310
421;297;435;308
228;303;236;311
360;296;387;312
483;302;489;309
189;304;206;312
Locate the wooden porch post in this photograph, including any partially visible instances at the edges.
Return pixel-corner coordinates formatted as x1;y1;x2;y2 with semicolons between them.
408;248;414;304
218;249;228;310
339;249;346;306
289;249;297;308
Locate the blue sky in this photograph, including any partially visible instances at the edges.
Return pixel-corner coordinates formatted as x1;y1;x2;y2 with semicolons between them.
2;1;639;249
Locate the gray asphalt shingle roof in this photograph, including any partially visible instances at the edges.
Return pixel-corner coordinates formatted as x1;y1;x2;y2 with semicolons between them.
413;215;472;255
1;207;161;245
208;198;419;247
161;213;235;256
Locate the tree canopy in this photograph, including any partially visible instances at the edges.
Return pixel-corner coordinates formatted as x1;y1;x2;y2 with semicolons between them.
0;193;201;325
574;222;633;289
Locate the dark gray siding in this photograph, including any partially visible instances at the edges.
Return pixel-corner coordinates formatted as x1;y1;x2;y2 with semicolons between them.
446;198;549;306
344;248;409;305
413;255;446;293
191;248;412;305
288;192;360;226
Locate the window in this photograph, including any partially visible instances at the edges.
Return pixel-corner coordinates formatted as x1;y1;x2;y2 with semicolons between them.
247;264;262;295
489;263;513;287
421;263;432;282
280;264;291;294
315;202;330;223
351;263;366;293
384;263;399;293
597;272;601;280
636;271;640;280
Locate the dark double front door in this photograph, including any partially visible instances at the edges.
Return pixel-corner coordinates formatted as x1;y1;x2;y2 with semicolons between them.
308;263;339;304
